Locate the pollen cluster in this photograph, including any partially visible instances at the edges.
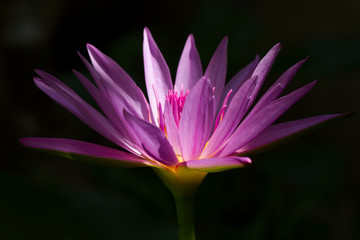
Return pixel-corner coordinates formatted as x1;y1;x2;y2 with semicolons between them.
166;88;190;128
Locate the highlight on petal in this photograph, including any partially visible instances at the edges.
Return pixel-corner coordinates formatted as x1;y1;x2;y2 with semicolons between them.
201;75;258;158
216;81;316;157
33;70;130;151
221;55;260;105
178;157;251;173
245;43;282;109
72;70;140;155
204;37;228;109
237;112;354;155
19;138;159;168
175;34;203;91
123;109;179;167
81;47;150;121
246;57;308;119
143;27;173;124
179;77;215;160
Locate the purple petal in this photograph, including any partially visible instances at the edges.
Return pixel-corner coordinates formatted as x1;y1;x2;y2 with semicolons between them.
245;43;282;109
238;113;350;154
84;46;150;121
221;55;260;104
204;37;228;109
175;34;203;91
143;27;173;124
178;156;251;173
77;52;106;93
123;110;178;167
34;70;130;150
78;53;154;122
201;76;258;158
247;57;308;118
73;70;140;154
179;77;215;160
19;138;159;168
216;81;316;157
164;100;182;155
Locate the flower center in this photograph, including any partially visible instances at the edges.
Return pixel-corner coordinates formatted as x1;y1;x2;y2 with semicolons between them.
166;87;189;128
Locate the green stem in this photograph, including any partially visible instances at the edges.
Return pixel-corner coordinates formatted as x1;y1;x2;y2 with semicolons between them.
153;167;206;240
172;191;196;240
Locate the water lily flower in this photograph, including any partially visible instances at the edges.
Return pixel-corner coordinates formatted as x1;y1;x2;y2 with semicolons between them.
19;28;350;240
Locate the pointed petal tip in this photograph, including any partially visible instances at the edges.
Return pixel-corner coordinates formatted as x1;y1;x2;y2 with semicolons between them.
341;110;355;118
274;42;282;50
19;137;37;147
242;157;252;164
201;75;210;81
18;137;40;148
33;76;43;83
86;43;95;50
77;50;86;61
18;137;27;145
143;27;161;56
34;69;45;76
184;33;197;52
268;43;282;53
187;33;195;41
86;44;104;59
199;76;212;86
218;36;228;48
77;50;84;58
86;44;101;57
296;56;310;66
72;69;83;78
185;34;197;49
211;36;228;52
310;79;317;86
222;36;229;44
143;27;153;39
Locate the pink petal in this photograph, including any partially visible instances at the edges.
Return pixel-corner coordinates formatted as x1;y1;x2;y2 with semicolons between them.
19;138;158;168
246;57;308;118
73;70;140;154
175;34;203;91
179;77;215;160
221;55;260;105
34;71;128;150
201;76;258;158
238;113;350;154
216;81;316;157
245;43;282;109
82;47;150;121
123;110;178;167
164;100;182;155
143;27;173;124
178;156;251;173
77;52;106;93
204;37;228;109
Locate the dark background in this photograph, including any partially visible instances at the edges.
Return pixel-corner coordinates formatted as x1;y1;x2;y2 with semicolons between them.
1;0;359;239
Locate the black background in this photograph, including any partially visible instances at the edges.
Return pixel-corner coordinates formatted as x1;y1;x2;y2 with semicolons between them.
1;0;359;239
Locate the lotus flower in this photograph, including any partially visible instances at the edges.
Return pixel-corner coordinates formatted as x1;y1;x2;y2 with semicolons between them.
19;28;349;240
